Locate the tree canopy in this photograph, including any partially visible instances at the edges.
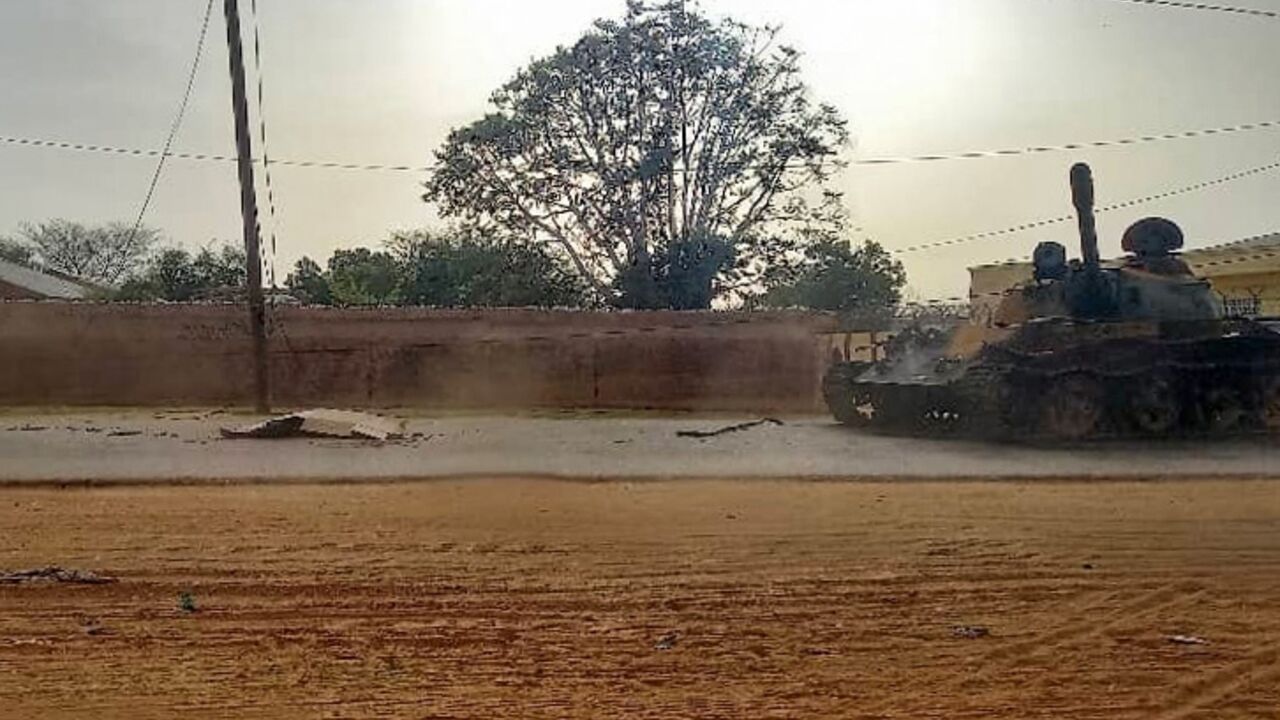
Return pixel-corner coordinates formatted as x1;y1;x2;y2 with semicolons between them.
283;229;588;309
325;248;401;306
424;0;848;309
0;237;34;266
17;219;158;285
115;243;247;302
760;239;906;317
284;256;331;306
390;229;589;308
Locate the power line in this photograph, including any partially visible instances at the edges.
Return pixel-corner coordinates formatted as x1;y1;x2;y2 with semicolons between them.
893;156;1280;255
126;0;216;246
0;135;433;173
1098;0;1280;20
10;116;1280;175
249;0;278;288
854;119;1280;166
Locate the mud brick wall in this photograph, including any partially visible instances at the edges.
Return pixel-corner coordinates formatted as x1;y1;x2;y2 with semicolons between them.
0;303;837;412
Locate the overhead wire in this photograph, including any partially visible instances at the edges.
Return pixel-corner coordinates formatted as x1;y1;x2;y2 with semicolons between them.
1097;0;1280;20
11;130;1278;267
0;135;433;173
893;156;1280;255
125;0;216;248
8;115;1280;174
853;119;1280;166
6;115;1279;270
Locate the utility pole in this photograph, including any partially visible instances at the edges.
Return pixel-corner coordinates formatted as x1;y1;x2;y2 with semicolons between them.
223;0;270;413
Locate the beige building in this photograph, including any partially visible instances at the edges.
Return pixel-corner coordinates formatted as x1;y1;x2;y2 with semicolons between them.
969;233;1280;323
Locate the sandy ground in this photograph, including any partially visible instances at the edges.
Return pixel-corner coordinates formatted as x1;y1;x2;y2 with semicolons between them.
1;410;1278;482
1;478;1279;718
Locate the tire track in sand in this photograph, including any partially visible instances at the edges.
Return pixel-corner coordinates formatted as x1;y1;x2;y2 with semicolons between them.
979;580;1207;666
1148;645;1280;720
857;581;1207;717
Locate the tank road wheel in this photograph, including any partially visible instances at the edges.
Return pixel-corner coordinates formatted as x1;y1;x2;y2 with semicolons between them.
875;388;928;432
1039;374;1105;441
827;385;877;427
822;364;874;427
1200;385;1247;435
1253;377;1280;433
1127;374;1182;436
955;368;1016;437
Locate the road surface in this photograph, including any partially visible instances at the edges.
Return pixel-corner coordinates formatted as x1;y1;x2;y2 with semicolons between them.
0;410;1277;483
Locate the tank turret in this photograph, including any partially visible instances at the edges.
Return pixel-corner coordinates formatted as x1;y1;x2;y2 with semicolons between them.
821;163;1280;440
1024;163;1221;323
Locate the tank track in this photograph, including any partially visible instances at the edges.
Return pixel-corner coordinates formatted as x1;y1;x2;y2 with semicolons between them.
823;326;1280;441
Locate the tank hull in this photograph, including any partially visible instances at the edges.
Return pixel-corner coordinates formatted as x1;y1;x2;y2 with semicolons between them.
823;317;1280;440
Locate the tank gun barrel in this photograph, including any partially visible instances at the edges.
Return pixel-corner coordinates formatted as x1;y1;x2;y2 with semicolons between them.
1070;163;1101;269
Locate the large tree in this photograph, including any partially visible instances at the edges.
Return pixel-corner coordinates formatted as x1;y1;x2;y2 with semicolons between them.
18;219;158;285
424;0;848;309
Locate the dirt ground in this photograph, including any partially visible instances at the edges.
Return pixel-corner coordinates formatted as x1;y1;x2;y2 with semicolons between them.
2;478;1279;719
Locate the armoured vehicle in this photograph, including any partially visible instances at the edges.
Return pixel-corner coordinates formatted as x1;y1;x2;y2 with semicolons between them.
823;163;1280;439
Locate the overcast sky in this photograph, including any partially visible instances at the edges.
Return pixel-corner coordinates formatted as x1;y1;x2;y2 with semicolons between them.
2;0;1278;299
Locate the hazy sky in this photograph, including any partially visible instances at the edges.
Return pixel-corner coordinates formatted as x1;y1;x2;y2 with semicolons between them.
2;0;1278;299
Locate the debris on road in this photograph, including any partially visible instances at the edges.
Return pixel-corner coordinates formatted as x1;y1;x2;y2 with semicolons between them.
1168;634;1209;646
4;638;52;647
952;625;990;639
0;566;116;585
676;417;784;439
655;631;679;650
107;430;143;437
220;409;405;441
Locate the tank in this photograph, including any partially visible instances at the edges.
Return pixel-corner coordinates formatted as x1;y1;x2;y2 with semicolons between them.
823;163;1280;439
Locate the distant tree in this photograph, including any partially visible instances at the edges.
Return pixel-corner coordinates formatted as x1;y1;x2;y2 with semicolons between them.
284;256;332;305
0;237;34;266
389;228;590;308
424;0;848;309
760;239;905;317
114;242;246;301
192;244;246;290
326;248;400;306
19;219;158;285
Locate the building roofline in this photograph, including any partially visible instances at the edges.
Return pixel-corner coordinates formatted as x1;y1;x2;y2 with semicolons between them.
0;258;96;299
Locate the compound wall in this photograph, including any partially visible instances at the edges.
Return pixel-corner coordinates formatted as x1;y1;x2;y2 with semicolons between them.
0;303;837;412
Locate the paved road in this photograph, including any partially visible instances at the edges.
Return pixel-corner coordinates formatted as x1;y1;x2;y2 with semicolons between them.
0;410;1276;483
